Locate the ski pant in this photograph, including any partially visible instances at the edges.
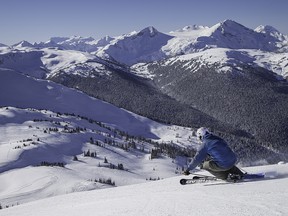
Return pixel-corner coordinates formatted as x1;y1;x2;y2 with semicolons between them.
202;160;243;180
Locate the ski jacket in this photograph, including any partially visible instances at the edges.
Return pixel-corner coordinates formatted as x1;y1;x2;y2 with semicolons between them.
187;133;237;171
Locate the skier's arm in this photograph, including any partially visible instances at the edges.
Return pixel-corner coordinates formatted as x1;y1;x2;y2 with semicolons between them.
187;144;207;172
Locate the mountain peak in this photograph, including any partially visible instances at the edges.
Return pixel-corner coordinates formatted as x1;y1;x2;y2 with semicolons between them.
49;37;70;43
95;35;114;47
138;26;159;37
217;19;249;31
12;40;34;48
181;25;209;31
221;19;240;25
0;43;8;47
208;19;252;37
255;25;288;44
255;25;280;34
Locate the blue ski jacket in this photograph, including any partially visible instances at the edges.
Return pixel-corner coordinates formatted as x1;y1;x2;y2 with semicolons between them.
187;133;237;171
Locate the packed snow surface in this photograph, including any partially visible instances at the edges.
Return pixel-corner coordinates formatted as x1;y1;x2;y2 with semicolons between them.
1;164;288;216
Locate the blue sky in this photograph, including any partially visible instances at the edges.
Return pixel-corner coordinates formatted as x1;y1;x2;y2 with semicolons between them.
1;0;287;45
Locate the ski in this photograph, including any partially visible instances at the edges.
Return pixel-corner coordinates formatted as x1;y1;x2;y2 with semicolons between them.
180;173;265;185
180;175;218;185
243;173;265;179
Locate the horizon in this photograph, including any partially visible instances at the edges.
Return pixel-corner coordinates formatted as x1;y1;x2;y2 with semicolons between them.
1;0;288;45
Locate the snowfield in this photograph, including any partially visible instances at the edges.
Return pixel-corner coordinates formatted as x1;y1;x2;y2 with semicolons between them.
1;163;288;216
0;68;197;208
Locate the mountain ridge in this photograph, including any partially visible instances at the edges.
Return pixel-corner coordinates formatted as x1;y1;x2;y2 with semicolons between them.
2;20;287;60
1;19;288;163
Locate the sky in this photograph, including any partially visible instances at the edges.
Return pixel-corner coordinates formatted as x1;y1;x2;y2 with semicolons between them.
1;0;288;45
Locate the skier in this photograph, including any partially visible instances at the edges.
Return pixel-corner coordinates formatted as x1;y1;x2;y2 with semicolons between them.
183;127;244;180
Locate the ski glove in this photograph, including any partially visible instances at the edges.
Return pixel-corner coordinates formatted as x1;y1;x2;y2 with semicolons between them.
183;170;190;175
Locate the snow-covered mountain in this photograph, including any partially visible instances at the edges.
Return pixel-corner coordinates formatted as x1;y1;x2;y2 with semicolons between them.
132;47;288;79
0;20;287;156
255;25;288;43
3;19;287;78
35;35;114;53
0;68;191;139
1;19;288;211
68;20;288;67
0;46;107;79
0;43;8;48
0;19;287;140
12;40;34;48
96;26;174;65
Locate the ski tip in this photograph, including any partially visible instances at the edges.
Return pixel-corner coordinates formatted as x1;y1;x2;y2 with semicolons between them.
243;173;265;179
180;179;187;185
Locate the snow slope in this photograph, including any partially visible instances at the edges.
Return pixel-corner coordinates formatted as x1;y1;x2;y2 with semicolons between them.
0;47;98;79
1;163;288;216
132;47;288;79
0;68;165;137
0;68;197;206
0;106;192;206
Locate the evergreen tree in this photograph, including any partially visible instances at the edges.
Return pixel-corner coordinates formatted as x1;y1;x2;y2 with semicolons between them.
104;157;108;163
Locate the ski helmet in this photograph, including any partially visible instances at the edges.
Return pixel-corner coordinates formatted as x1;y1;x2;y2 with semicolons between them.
196;127;210;140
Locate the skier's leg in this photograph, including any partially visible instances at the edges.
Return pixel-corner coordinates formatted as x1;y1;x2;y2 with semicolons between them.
202;161;229;180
